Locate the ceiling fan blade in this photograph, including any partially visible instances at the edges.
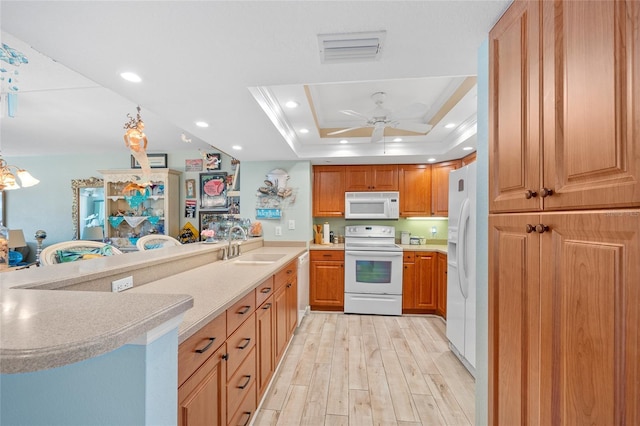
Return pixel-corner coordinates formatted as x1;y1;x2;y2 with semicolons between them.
391;121;433;133
371;125;385;143
327;126;368;136
391;102;429;119
339;109;370;120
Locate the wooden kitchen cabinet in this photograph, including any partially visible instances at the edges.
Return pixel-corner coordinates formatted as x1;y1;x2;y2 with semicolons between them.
178;260;299;426
178;343;227;426
490;0;640;213
256;295;274;400
344;164;398;191
313;165;345;217
398;164;432;217
431;160;461;217
274;260;298;364
309;250;344;311
489;211;640;425
489;2;639;423
402;251;437;314
461;151;476;166
436;253;447;318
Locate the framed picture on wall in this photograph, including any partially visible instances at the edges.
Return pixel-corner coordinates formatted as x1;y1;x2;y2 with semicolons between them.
204;153;221;170
131;153;167;168
199;172;228;210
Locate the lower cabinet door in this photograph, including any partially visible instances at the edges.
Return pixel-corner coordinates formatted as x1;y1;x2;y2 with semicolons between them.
256;297;274;399
274;285;288;362
178;343;227;426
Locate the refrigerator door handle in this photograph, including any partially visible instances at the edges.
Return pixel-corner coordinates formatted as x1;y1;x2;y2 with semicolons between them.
457;198;470;299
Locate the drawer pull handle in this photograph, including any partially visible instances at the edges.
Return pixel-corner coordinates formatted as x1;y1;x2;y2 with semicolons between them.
238;338;251;350
323;254;331;257
260;287;272;294
195;337;216;354
237;375;251;389
239;411;252;426
237;306;251;315
262;303;272;310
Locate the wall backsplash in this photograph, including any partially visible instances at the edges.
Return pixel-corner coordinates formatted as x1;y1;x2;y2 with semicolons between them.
314;217;448;244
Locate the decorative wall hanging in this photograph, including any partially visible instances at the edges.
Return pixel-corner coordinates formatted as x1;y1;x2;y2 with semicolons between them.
185;179;196;199
200;172;228;210
0;42;28;118
255;168;297;219
204;153;221;170
123;106;151;182
185;159;203;172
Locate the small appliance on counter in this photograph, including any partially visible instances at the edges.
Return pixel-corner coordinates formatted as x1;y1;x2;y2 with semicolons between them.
401;231;411;245
409;236;426;245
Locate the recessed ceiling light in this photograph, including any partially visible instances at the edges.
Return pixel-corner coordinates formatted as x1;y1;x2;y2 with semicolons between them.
120;72;141;83
463;146;473;151
299;128;309;134
427;158;436;162
285;101;299;108
393;137;402;142
339;139;348;144
445;123;456;129
232;145;242;150
195;121;209;128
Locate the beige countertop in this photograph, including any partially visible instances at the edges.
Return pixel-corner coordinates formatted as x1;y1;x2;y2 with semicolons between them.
310;242;447;254
0;240;305;374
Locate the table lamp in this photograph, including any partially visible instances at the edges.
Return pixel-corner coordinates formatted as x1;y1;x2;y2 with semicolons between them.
82;226;104;241
8;229;27;266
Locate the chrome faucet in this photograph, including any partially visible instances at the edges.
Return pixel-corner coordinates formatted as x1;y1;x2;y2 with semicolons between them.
223;225;247;260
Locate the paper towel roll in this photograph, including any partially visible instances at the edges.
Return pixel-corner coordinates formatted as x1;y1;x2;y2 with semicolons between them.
323;223;330;245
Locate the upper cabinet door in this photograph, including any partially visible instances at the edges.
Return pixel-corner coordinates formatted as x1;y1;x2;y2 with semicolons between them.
431;160;461;217
313;165;345;217
489;0;542;213
542;0;640;210
344;165;398;191
398;164;431;217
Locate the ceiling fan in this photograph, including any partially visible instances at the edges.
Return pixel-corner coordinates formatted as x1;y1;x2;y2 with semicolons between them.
327;91;433;143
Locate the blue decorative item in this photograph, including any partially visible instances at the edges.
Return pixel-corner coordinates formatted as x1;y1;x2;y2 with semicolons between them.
8;250;22;267
147;216;160;225
108;216;124;228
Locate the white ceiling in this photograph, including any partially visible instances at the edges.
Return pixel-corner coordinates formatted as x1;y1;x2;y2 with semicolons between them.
0;1;510;165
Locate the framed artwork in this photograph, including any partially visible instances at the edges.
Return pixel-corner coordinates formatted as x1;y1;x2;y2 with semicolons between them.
204;153;221;170
199;211;223;237
185;159;203;172
199;172;228;210
131;153;167;168
185;179;196;199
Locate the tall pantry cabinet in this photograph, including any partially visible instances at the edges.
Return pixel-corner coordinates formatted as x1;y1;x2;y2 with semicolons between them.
488;1;640;425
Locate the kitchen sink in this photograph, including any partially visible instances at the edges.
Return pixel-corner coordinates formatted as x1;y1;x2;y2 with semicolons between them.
233;253;286;265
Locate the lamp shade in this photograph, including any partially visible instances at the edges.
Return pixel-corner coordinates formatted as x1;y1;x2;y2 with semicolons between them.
82;226;104;241
8;229;26;249
17;170;40;187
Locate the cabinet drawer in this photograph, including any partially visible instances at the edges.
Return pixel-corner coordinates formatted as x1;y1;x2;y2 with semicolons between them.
226;311;256;377
178;313;226;387
256;276;275;307
227;290;256;337
403;251;415;262
228;382;256;426
310;250;344;262
274;259;297;291
227;347;256;420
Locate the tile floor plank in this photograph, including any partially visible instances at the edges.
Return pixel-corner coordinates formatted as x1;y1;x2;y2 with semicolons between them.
255;313;474;426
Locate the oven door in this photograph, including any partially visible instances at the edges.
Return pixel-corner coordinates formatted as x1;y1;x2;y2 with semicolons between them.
344;250;403;295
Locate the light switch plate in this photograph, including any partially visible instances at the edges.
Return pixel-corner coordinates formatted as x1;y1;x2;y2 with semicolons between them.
288;220;295;230
275;226;282;236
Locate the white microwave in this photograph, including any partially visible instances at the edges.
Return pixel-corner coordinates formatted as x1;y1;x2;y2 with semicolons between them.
345;191;400;219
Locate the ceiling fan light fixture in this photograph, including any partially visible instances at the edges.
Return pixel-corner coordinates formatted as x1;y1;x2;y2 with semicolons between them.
318;31;386;63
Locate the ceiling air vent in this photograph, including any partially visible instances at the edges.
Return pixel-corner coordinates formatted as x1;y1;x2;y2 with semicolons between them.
318;31;386;64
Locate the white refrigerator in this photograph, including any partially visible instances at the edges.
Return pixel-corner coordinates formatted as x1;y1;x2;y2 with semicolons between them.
446;162;476;376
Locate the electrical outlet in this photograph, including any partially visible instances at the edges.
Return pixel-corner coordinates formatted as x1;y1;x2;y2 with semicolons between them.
112;276;133;292
275;226;282;236
288;219;295;230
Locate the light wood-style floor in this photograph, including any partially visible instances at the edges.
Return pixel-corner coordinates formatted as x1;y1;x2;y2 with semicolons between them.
254;312;475;426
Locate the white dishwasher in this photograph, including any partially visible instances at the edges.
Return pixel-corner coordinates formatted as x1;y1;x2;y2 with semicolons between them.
297;251;310;326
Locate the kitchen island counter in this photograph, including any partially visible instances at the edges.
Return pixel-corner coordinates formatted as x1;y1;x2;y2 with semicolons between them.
0;240;306;374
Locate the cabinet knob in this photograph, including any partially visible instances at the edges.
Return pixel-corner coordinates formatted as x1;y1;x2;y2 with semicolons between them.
540;188;554;197
524;189;538;199
525;224;535;233
535;224;549;234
